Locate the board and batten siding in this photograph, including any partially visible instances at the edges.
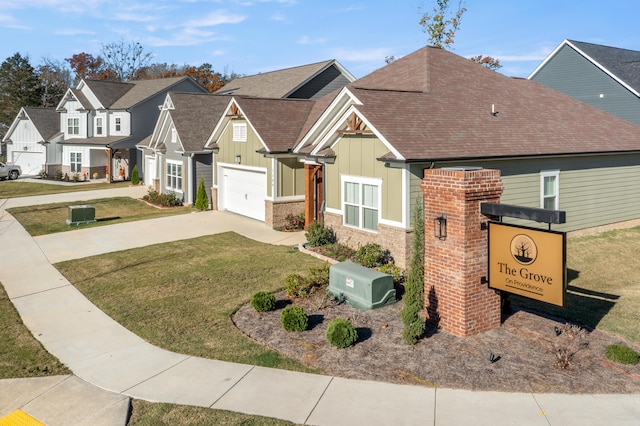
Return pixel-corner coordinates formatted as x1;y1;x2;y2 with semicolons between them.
411;154;640;232
277;157;305;198
531;44;640;126
194;154;213;204
214;118;272;197
326;134;403;223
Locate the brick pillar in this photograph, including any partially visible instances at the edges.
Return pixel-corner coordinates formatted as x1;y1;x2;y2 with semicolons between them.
422;168;504;337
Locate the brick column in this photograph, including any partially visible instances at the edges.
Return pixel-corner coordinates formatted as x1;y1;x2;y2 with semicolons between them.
422;168;504;337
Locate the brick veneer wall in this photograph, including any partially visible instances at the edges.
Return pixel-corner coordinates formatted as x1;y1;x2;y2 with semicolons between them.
422;168;504;337
324;212;412;269
266;199;305;229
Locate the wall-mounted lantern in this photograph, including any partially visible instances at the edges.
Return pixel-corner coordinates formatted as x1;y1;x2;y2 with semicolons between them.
435;213;447;240
234;155;241;164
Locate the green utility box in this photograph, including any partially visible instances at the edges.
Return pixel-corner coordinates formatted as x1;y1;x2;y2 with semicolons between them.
67;205;96;226
328;261;396;310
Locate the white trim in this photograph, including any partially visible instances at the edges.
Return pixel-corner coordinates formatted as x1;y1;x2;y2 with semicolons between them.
271;157;278;198
402;165;410;229
232;122;247;142
540;169;560;210
204;98;235;147
217;161;266;174
186;156;193;205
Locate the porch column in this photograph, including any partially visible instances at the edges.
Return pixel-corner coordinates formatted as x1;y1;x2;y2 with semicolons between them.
304;164;323;229
422;168;504;337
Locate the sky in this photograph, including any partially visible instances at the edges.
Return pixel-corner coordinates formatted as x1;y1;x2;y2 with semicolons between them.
2;0;640;80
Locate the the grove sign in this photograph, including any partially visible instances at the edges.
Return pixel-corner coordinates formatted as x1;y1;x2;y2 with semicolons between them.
488;222;566;307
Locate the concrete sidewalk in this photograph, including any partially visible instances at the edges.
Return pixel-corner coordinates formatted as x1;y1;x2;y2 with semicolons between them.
2;187;640;425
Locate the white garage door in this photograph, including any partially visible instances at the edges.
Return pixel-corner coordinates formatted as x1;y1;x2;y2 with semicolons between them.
12;151;45;176
145;156;156;186
220;166;266;221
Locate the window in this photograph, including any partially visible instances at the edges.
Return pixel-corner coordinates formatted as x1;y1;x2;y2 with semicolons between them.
115;117;121;132
70;152;82;173
541;170;559;210
67;117;79;135
95;117;103;135
166;160;183;191
343;177;380;231
233;123;247;142
171;128;177;144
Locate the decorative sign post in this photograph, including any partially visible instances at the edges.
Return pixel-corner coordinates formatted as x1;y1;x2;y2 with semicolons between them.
488;222;567;307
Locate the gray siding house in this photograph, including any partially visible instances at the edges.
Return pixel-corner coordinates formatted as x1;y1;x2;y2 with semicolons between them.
529;39;640;126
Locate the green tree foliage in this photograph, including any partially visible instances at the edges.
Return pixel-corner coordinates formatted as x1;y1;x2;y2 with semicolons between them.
0;53;42;133
400;201;426;344
37;57;73;107
195;177;209;211
419;0;502;70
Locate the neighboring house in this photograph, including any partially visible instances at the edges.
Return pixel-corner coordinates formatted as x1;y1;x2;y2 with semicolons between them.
2;107;62;176
138;92;229;205
292;46;640;268
204;96;316;225
215;59;355;100
56;77;207;181
529;39;640;126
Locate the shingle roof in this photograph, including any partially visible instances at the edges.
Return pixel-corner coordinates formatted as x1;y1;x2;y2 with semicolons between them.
168;92;230;152
69;89;93;110
567;40;640;94
59;135;130;146
343;46;640;161
110;77;195;109
23;107;59;140
217;60;340;98
83;80;134;108
235;96;315;152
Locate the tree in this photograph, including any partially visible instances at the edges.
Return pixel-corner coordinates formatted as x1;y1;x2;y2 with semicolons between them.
66;52;112;83
195;177;209;211
0;53;42;134
400;201;426;344
38;57;73;107
419;0;502;70
101;40;153;81
184;63;225;93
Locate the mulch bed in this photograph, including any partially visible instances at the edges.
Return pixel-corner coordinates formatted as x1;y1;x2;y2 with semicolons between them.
233;290;640;393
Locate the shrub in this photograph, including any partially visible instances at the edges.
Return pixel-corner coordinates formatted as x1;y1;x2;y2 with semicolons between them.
283;212;305;231
326;318;358;349
280;306;309;332
308;263;330;287
250;291;276;312
354;243;387;268
378;262;404;284
285;273;311;299
400;201;426;344
305;221;336;246
142;188;183;207
195;177;209;211
54;169;63;180
605;344;639;365
131;165;140;185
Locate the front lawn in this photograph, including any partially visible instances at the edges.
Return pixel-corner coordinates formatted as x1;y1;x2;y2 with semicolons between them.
510;226;640;345
55;232;324;370
0;284;69;378
0;180;129;198
8;197;191;236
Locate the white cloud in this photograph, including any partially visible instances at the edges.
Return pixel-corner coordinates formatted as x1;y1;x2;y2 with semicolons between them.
0;13;30;30
331;47;390;62
298;35;327;45
185;11;246;27
54;28;96;36
146;27;222;47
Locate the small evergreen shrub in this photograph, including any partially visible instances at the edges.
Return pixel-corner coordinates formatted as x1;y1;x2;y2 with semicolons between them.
285;274;311;298
54;169;63;180
326;318;358;348
605;344;639;365
308;263;330;287
131;164;140;185
250;291;276;312
305;221;336;246
280;306;309;332
195;177;209;211
378;262;403;284
401;201;426;345
354;243;387;268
